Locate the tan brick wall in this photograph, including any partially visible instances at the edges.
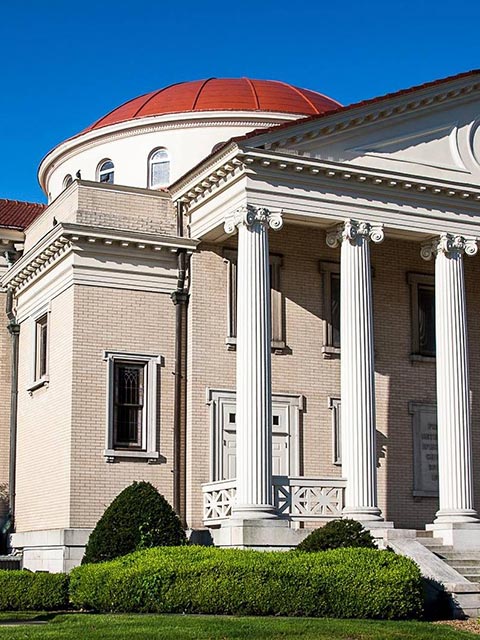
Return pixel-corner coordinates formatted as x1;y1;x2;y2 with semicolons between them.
76;182;176;236
69;286;176;528
25;181;176;251
0;290;11;520
15;287;74;532
186;225;480;531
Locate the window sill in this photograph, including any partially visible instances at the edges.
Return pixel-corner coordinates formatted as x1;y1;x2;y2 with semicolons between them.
322;346;340;359
226;337;287;354
27;377;49;394
410;354;436;363
104;449;159;464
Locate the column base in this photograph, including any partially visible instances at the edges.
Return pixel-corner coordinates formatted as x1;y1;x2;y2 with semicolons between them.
10;528;92;572
231;504;278;520
426;521;480;550
433;509;480;525
211;517;305;550
342;506;384;522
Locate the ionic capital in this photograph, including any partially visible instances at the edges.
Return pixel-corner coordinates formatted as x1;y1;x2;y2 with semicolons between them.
224;205;283;235
421;233;478;261
326;219;384;248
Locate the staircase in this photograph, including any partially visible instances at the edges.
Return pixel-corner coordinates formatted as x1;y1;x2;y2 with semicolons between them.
417;531;480;583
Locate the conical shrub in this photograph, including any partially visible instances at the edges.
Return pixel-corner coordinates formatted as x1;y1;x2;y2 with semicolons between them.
82;481;186;564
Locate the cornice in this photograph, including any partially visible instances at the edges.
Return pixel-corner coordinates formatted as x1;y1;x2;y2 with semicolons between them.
177;147;480;213
241;77;480;152
2;222;198;292
38;112;297;191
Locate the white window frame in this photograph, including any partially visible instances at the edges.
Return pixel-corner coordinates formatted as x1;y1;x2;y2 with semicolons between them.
148;148;170;188
63;174;73;189
103;350;162;462
27;302;51;394
97;159;115;184
206;388;304;482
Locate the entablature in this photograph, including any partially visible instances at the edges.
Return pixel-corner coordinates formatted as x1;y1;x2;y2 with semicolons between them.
2;221;198;295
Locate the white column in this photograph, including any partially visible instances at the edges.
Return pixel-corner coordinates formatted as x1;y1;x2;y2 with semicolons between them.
224;205;283;519
327;219;384;521
422;234;479;524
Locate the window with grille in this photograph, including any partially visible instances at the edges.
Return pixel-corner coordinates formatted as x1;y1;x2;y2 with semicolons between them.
104;351;162;462
97;160;114;184
113;362;145;448
148;149;170;188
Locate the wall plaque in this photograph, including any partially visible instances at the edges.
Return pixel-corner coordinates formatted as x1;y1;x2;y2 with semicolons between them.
409;402;438;497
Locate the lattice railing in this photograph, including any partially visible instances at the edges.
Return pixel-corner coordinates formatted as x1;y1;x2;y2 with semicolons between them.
202;477;345;523
273;476;345;520
202;479;236;522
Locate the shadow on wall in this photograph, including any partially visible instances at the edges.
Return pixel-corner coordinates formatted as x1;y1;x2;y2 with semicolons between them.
0;484;9;554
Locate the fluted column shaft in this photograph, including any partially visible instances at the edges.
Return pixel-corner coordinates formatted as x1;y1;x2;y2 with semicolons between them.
422;234;479;524
224;205;283;518
327;220;384;521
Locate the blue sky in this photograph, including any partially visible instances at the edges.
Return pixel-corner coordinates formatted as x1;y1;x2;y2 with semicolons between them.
1;0;479;203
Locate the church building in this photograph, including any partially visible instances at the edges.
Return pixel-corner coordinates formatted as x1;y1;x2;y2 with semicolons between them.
2;72;480;575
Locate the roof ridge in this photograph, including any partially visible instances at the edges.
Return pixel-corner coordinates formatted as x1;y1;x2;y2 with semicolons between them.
245;78;260;110
191;78;217;110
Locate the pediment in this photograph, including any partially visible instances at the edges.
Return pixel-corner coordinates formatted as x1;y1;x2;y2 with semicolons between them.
252;87;480;186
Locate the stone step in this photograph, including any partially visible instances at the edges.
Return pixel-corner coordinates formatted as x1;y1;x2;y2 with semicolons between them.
419;539;447;548
415;530;434;538
441;553;480;561
448;562;480;570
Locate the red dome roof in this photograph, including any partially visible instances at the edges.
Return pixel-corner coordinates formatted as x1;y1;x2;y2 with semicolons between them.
85;78;341;132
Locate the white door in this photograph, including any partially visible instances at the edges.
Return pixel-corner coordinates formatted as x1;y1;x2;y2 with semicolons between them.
272;405;289;476
222;401;237;480
221;402;289;479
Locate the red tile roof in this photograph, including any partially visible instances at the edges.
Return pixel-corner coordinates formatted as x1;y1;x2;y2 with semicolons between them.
84;78;342;132
0;199;47;230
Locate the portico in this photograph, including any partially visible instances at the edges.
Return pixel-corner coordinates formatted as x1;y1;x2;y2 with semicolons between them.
173;72;480;545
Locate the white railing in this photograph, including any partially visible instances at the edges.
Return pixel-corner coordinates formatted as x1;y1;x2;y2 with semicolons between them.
202;476;345;524
202;479;236;522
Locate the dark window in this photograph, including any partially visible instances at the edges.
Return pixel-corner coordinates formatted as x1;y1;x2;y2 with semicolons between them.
35;314;48;380
331;272;341;349
224;251;284;351
418;285;435;356
408;273;435;359
113;362;145;448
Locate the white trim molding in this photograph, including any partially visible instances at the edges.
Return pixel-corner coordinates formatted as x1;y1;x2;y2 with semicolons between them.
103;350;163;463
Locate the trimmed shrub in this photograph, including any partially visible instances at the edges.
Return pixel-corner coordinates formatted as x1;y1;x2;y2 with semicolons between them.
70;546;424;619
0;570;69;611
297;519;376;552
82;482;186;565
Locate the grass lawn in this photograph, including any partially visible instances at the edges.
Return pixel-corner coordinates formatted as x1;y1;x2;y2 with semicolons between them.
0;614;478;640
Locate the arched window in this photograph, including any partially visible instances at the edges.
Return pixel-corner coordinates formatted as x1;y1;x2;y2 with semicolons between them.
63;174;73;189
97;160;114;184
148;149;169;188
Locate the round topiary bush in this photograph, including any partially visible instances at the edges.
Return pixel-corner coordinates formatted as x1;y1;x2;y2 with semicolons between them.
82;481;186;564
297;518;376;552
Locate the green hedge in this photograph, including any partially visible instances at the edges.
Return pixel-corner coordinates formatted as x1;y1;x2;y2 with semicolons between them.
0;570;69;611
69;546;424;620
